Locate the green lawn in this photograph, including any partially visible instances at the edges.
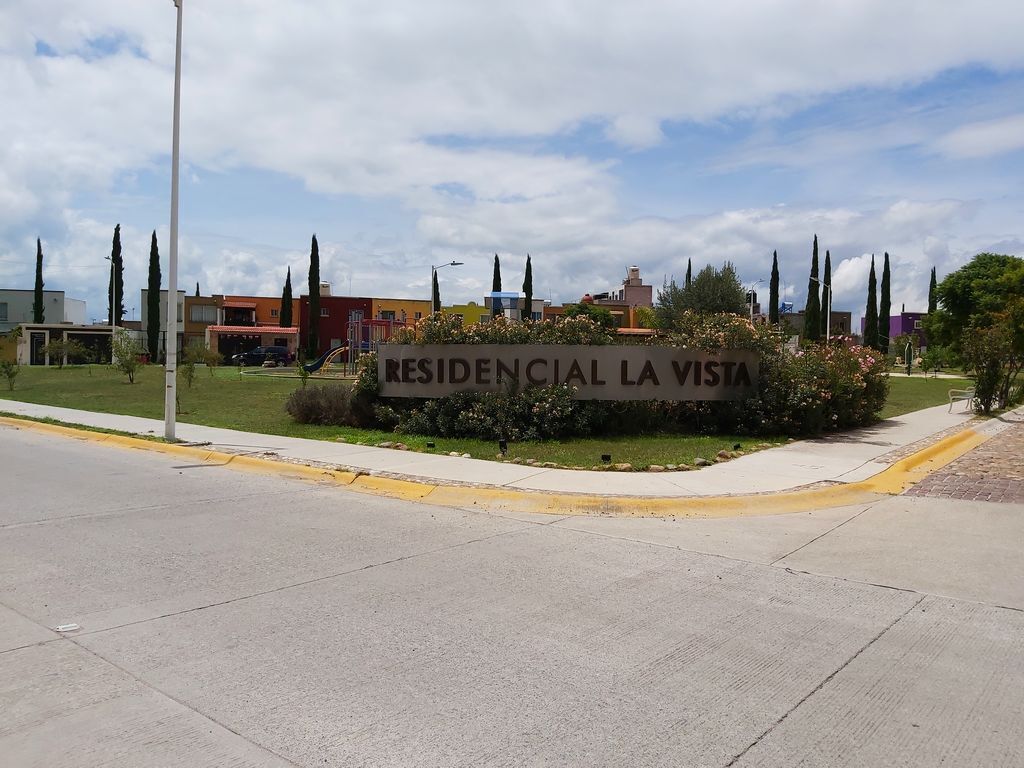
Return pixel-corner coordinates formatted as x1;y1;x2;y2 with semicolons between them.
0;364;972;469
879;374;973;420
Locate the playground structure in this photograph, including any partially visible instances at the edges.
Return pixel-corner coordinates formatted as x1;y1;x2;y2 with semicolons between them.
303;316;412;377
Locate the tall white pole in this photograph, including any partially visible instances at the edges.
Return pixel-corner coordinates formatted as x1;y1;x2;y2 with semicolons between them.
165;0;183;440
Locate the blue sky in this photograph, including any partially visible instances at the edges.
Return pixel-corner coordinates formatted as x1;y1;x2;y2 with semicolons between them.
2;1;1022;327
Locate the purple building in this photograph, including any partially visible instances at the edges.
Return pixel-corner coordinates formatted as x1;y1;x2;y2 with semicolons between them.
860;311;928;347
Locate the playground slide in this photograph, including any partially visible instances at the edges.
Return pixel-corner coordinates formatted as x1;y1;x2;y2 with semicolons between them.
302;345;347;373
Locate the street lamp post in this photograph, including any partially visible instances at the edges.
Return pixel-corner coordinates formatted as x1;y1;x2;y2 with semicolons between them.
430;261;463;314
165;0;183;440
746;279;763;322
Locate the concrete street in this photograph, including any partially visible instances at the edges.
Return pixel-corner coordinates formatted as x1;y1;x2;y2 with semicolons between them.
2;421;1022;767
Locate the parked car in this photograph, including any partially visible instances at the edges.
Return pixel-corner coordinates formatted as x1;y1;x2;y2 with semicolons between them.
231;346;293;367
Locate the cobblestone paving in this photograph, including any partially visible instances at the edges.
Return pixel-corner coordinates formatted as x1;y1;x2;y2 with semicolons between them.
905;413;1024;504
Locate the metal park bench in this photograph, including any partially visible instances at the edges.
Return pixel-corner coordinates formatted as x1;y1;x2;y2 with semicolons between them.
948;387;975;412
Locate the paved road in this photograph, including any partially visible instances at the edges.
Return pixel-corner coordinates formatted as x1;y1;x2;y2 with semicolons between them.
2;422;1022;767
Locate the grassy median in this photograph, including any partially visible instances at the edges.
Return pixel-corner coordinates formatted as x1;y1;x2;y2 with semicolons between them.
0;364;971;469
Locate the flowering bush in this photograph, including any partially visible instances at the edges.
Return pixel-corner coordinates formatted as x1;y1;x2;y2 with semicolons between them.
327;315;889;439
392;312;614;347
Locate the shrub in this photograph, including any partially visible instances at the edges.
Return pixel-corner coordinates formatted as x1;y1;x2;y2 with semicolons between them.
285;384;358;426
304;314;889;439
111;328;142;384
42;338;90;369
1;360;18;390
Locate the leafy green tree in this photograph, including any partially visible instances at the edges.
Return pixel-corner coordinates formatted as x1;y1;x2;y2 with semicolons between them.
654;262;746;328
564;302;615;329
769;250;780;325
146;231;161;361
491;253;502;318
879;252;891;353
634;305;656;328
306;235;320;357
820;250;832;337
654;277;686;329
864;255;879;350
928;266;937;313
804;235;821;341
431;270;441;314
42;338;89;369
930;253;1024;410
32;238;45;323
686;262;746;315
522;254;533;321
280;266;293;327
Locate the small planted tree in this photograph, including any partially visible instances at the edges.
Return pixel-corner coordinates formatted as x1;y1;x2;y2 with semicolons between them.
111;328;142;383
1;360;18;390
42;338;89;369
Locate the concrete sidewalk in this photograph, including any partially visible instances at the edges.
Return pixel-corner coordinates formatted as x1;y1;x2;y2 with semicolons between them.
0;399;1002;498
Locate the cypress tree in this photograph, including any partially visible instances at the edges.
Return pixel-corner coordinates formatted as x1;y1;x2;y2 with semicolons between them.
864;255;879;350
32;238;45;323
685;258;692;290
195;282;200;297
431;270;440;314
522;254;533;322
280;267;293;327
879;252;891;353
111;224;124;326
491;253;502;318
927;267;937;313
804;235;821;341
820;250;832;338
306;235;320;357
146;231;161;361
768;250;780;325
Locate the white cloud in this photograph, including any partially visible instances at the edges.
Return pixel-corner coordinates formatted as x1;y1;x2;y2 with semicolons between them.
934;113;1024;158
1;0;1022;332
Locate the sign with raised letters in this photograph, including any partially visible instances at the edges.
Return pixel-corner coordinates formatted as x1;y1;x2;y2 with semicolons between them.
378;344;759;401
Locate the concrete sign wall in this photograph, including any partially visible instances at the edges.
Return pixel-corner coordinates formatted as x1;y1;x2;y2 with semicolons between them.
378;344;759;401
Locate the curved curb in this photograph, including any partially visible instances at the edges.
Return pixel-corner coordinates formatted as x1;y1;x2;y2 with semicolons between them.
0;415;988;519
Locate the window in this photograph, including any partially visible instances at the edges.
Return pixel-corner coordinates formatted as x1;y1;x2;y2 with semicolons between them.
0;302;7;322
914;320;922;329
320;307;330;317
414;312;422;320
270;308;279;317
189;305;217;323
380;310;395;320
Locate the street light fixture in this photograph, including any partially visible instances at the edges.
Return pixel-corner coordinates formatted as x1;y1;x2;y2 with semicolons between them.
430;261;463;314
165;0;183;440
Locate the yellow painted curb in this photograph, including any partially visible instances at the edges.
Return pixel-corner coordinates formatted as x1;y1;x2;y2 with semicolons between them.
0;415;987;519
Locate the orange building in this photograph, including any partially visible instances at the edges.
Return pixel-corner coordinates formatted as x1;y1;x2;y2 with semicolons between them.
222;295;300;328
